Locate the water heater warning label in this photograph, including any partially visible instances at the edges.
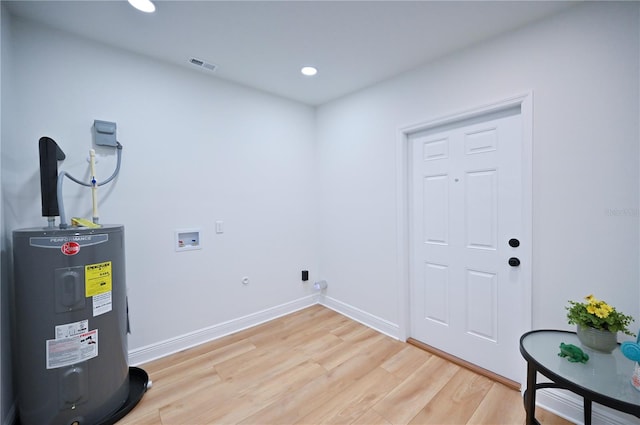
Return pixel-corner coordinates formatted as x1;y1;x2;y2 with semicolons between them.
85;261;112;297
55;320;88;339
93;291;112;317
46;329;98;369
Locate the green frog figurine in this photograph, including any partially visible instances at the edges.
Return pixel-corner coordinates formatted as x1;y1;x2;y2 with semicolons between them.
558;342;589;363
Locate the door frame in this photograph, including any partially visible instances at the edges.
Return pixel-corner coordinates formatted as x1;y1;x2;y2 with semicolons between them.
395;93;533;358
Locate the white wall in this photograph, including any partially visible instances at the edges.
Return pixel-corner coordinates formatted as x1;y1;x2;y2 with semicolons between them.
2;15;318;362
317;2;640;335
0;3;14;424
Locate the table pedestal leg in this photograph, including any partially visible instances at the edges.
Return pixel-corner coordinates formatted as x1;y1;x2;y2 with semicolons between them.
584;398;592;425
525;361;537;425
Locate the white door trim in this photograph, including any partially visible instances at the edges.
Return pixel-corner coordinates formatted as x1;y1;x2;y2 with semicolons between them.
395;93;533;358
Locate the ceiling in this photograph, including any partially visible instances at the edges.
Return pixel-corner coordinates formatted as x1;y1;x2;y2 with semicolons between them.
4;0;576;106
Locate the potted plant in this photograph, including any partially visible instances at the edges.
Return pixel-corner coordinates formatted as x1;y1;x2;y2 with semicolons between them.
566;294;635;352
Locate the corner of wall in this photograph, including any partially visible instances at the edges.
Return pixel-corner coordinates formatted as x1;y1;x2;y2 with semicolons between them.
1;4;15;424
637;0;640;334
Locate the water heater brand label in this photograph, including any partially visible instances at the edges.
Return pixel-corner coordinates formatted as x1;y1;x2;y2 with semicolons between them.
61;241;80;256
29;234;109;250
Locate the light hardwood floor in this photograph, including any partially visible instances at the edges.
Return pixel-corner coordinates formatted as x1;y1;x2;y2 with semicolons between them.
120;305;573;425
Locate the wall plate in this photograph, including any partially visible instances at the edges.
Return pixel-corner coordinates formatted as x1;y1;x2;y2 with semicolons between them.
175;228;202;252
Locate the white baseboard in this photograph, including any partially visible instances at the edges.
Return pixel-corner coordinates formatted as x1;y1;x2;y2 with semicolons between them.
536;387;640;425
128;294;402;367
319;295;401;340
128;294;318;366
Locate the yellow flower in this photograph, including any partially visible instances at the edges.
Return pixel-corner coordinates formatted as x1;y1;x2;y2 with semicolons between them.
601;303;613;315
594;308;608;318
587;296;600;306
585;297;613;318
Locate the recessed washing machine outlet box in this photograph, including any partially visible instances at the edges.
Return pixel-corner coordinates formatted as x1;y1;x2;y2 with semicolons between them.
175;229;201;252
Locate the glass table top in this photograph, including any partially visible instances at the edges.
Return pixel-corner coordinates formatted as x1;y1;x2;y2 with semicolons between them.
521;330;640;407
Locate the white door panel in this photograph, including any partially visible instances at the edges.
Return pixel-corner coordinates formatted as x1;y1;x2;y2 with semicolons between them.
410;106;524;382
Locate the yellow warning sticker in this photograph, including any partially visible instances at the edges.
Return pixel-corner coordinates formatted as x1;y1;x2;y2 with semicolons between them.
85;261;112;297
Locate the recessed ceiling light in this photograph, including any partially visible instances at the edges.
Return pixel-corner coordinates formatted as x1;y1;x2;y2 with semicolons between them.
128;0;156;13
301;66;318;77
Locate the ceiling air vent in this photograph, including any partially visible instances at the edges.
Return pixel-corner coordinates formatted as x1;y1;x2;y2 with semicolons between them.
189;57;217;72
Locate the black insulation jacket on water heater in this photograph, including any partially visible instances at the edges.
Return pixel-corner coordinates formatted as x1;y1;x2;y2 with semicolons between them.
38;137;66;218
12;225;129;425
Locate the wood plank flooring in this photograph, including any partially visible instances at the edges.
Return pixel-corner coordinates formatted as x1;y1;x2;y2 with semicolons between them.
119;305;573;425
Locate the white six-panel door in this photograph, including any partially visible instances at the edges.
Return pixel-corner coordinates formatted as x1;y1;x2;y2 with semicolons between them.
409;106;524;382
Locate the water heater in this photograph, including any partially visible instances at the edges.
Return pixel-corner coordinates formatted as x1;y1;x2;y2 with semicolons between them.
12;225;130;425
